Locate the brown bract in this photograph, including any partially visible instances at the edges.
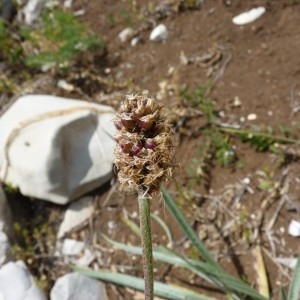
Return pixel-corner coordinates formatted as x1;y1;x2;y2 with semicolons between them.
114;91;175;195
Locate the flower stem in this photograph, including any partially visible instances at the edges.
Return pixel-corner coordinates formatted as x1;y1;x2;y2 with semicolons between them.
138;193;154;300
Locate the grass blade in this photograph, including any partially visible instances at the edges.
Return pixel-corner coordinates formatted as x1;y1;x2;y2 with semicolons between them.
121;215;141;236
151;212;173;247
280;285;287;300
103;235;267;300
74;266;216;300
287;255;300;300
161;186;221;269
160;187;267;300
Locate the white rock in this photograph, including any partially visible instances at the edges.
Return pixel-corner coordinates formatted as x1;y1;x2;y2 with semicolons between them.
0;185;13;267
232;7;266;25
0;95;116;204
118;27;134;43
0;261;46;300
50;272;108;300
0;184;13;241
0;231;12;266
150;24;168;42
57;80;74;92
242;177;251;185
63;0;73;8
21;0;47;24
276;257;298;270
57;196;94;238
130;37;140;47
288;220;300;237
233;96;241;107
62;239;85;256
247;113;257;121
75;248;95;267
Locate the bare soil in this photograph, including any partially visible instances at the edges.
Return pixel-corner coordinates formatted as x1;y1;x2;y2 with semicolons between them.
3;1;300;299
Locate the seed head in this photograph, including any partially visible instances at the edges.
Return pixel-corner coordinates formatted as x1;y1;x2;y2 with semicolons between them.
114;91;175;195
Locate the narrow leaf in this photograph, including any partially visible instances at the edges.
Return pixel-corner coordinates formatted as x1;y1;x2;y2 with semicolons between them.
103;235;267;300
161;186;221;269
287;255;300;300
280;285;287;300
74;266;216;300
151;213;173;247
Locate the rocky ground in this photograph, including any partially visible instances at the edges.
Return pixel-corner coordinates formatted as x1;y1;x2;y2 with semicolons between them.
1;0;300;299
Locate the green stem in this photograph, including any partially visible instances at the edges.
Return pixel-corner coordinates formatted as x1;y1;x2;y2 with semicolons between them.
219;127;300;145
138;193;154;300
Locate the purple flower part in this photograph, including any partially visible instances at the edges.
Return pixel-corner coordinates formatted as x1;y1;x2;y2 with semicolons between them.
131;144;143;156
144;140;157;150
114;120;123;130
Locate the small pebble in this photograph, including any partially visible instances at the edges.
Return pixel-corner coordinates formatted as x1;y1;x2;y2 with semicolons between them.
150;24;168;42
232;7;266;25
279;226;285;234
104;68;111;74
131;211;138;218
130;37;139;47
64;0;73;8
118;28;134;43
218;111;225;118
233;96;241;107
57;79;74;92
62;239;84;256
242;177;251;185
288;220;300;237
107;220;117;230
247;113;257;121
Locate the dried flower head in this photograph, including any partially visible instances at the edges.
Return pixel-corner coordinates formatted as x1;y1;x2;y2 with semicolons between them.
114;91;175;195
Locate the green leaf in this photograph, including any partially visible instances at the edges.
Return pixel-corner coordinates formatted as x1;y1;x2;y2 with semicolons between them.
160;187;267;300
161;186;220;269
74;266;216;300
151;213;174;247
280;285;287;300
287;256;300;300
103;235;267;300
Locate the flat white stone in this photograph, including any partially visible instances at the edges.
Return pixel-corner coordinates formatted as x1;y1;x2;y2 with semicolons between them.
288;220;300;237
0;95;116;204
57;196;94;238
0;261;46;300
0;231;12;266
21;0;47;24
75;248;95;267
62;239;85;256
118;28;134;43
247;113;257;121
276;257;298;270
242;177;251;185
150;24;168;42
64;0;73;8
0;184;13;241
50;272;108;300
131;37;140;47
57;80;74;92
232;7;266;25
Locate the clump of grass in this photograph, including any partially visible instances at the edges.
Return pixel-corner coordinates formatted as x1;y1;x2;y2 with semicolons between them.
20;8;103;70
0;8;103;70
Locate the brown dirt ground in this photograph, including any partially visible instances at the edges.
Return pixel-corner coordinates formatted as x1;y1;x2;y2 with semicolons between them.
3;0;300;299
